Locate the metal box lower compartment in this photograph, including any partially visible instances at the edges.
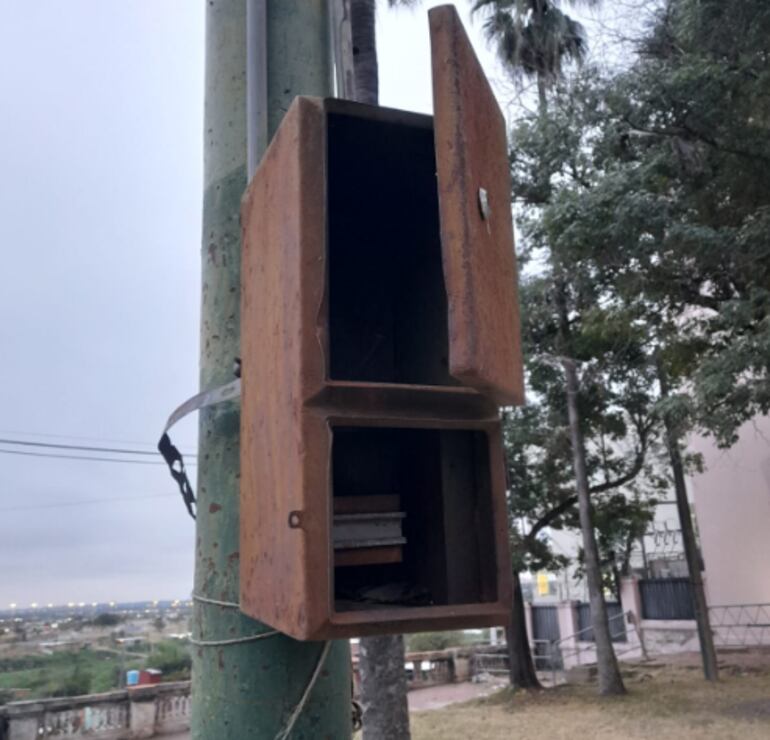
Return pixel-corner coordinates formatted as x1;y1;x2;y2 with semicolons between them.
240;401;512;640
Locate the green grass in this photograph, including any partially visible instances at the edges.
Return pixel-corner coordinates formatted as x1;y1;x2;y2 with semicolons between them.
0;641;189;700
0;650;138;698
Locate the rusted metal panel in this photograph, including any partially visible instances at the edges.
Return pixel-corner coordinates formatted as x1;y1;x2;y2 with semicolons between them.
430;4;525;406
240;96;329;640
240;18;518;638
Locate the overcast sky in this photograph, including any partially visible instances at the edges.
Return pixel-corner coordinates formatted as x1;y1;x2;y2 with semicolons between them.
0;1;635;608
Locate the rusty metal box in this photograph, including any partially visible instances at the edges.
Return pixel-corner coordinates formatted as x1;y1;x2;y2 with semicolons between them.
240;5;523;640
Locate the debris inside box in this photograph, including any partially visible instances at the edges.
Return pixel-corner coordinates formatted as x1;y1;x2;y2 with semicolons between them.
335;581;433;609
332;495;435;609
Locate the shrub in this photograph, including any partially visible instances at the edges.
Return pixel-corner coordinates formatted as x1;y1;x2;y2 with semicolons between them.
406;631;469;653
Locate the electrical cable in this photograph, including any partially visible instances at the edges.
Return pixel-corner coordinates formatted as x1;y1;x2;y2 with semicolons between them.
192;594;240;609
0;448;189;466
274;642;332;740
0;437;197;458
189;594;280;645
0;493;177;513
0;428;188;449
189;631;280;647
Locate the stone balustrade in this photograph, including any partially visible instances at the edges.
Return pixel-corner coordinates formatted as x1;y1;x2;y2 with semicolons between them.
0;681;190;740
405;648;473;688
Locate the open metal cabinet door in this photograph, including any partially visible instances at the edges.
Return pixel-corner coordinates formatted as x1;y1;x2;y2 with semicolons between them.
240;97;331;639
430;5;524;406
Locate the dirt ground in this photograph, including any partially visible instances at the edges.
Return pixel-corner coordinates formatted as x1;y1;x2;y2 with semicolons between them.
408;679;508;711
412;654;770;740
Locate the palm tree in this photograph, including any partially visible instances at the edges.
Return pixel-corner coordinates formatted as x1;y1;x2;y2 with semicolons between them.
347;5;422;738
347;6;421;736
472;0;595;110
351;0;420;105
350;0;621;719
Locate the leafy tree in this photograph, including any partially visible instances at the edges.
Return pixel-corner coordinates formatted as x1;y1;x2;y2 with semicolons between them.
511;0;770;680
405;631;469;652
503;262;663;694
574;492;657;598
92;612;122;628
148;641;191;681
550;0;770;446
472;0;646;697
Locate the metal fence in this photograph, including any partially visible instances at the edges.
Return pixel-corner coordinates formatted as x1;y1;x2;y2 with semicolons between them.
640;578;694;620
709;603;770;647
473;651;509;676
576;602;627;642
531;605;562;669
532;606;560;642
547;609;638;685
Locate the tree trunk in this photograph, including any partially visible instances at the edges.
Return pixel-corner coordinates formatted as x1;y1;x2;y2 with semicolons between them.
554;275;625;696
359;635;411;740
350;4;410;735
507;570;542;689
562;357;627;695
658;363;719;681
536;75;548;115
351;0;379;105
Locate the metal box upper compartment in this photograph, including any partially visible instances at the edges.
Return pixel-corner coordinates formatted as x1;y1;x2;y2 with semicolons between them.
241;5;523;408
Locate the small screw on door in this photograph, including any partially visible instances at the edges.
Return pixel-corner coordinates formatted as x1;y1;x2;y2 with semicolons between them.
478;187;491;221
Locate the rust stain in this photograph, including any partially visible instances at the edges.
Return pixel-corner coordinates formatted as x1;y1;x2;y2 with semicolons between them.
430;5;524;405
209;503;222;514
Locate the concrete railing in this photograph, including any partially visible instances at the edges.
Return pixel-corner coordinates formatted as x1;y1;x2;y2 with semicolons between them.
0;681;190;740
404;648;473;688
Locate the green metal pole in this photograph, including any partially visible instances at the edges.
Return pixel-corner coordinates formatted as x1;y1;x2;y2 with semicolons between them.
192;2;351;738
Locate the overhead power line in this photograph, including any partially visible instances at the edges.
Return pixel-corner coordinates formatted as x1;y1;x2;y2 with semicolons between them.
0;437;196;458
0;493;177;513
0;448;196;466
0;428;164;449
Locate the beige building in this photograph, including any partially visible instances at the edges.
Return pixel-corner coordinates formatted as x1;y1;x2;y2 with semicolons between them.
688;416;770;607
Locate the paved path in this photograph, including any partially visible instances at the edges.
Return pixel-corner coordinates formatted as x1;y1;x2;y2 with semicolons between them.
408;679;506;711
167;680;505;738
